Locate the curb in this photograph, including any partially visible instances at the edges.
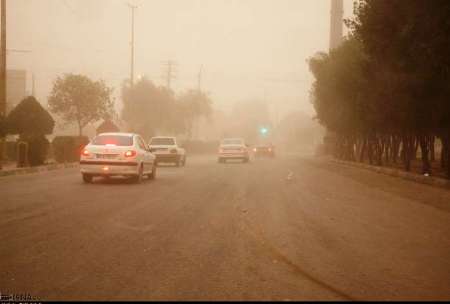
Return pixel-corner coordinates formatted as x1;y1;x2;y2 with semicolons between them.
331;159;450;189
0;162;79;177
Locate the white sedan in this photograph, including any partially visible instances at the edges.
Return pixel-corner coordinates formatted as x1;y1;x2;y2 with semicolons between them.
217;138;250;163
80;132;156;183
148;136;186;167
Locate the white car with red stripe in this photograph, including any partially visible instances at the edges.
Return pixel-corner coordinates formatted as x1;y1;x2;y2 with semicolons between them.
217;138;250;163
80;132;156;183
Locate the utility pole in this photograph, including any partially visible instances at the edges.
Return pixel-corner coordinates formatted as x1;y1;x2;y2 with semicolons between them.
197;65;203;92
32;73;35;96
0;0;6;170
0;0;6;117
128;3;138;86
329;0;344;51
161;60;177;91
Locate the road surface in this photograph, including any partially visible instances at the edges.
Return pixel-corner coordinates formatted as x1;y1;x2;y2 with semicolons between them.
1;155;449;301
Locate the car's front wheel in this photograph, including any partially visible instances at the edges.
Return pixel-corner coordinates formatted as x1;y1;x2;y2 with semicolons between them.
82;173;93;183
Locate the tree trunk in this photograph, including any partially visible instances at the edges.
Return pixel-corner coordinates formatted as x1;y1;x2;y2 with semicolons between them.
402;135;411;172
441;136;447;169
430;135;435;162
359;137;366;163
392;135;400;164
419;135;431;174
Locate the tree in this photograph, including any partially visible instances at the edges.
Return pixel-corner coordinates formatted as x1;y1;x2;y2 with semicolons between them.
121;77;175;140
48;74;114;136
96;119;120;135
7;96;55;166
309;0;450;177
177;90;213;139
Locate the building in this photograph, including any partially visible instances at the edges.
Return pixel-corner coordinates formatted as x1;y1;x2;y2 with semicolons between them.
6;69;27;114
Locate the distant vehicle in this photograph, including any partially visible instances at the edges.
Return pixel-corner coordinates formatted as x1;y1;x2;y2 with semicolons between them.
148;136;186;167
218;138;250;163
80;132;156;183
253;144;275;158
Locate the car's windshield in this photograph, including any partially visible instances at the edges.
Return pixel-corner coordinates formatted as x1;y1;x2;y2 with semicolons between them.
92;135;133;146
222;139;244;145
150;138;175;145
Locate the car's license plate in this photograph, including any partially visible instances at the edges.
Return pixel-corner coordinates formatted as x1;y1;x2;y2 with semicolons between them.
96;154;117;159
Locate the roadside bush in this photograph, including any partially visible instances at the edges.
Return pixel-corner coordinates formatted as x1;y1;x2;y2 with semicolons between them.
19;135;50;166
52;136;90;163
5;141;17;161
6;96;55;167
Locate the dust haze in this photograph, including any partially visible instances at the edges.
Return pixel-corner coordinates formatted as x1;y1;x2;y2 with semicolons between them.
7;0;353;149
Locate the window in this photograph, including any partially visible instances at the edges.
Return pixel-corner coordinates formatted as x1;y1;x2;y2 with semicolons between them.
92;135;133;146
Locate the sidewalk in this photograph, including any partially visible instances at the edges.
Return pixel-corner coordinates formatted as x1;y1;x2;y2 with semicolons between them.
330;158;450;189
0;161;79;177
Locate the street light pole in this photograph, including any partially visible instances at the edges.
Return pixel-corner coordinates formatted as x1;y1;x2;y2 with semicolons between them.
1;0;6;117
0;0;6;170
128;4;137;86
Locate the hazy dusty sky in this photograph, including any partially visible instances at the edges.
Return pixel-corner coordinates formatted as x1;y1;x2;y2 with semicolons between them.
7;0;353;118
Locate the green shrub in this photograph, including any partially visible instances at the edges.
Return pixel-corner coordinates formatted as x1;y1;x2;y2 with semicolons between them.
7;96;54;136
6;96;55;166
5;141;17;161
52;136;89;163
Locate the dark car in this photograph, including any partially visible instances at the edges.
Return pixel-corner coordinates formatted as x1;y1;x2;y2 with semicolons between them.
253;145;275;158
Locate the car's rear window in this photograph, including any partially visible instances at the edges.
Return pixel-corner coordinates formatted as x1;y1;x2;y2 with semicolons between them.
92;135;133;146
222;139;243;145
151;138;175;145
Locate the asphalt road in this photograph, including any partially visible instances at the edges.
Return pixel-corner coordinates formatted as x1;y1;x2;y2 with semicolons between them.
1;155;449;301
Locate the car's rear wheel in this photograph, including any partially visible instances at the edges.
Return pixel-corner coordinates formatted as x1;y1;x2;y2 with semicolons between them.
182;156;187;166
243;157;249;163
132;165;143;183
82;174;93;183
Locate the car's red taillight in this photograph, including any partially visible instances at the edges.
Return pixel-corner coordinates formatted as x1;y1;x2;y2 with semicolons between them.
81;149;90;157
125;150;137;157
